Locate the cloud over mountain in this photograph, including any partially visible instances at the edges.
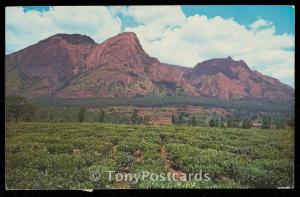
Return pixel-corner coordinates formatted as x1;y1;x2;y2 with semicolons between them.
6;6;294;86
5;32;294;103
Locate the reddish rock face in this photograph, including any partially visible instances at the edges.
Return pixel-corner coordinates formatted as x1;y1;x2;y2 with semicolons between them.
5;33;96;97
85;32;157;72
185;56;294;102
5;32;294;103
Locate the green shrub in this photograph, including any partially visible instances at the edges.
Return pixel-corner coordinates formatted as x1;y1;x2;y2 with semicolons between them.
46;143;73;154
237;159;293;188
113;152;135;170
5;123;294;189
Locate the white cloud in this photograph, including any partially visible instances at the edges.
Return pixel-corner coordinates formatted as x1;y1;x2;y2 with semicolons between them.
122;6;186;42
121;7;294;86
5;6;122;53
121;6;186;26
249;19;273;31
5;6;294;87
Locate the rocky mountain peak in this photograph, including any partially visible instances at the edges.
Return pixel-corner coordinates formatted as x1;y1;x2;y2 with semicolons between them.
5;32;294;103
43;33;97;46
102;32;143;52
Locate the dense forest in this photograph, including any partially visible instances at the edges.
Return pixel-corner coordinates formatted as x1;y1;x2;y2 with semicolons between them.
5;96;294;129
33;96;293;114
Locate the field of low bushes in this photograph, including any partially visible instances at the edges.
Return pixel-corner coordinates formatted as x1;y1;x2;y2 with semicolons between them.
5;123;294;189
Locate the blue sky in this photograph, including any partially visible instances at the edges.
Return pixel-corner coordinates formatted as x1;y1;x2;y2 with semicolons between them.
7;6;295;87
23;6;50;12
23;5;295;34
182;6;295;34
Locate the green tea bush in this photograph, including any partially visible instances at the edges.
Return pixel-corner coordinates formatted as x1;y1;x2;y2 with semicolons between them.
110;136;121;145
5;123;294;189
84;141;113;156
46;143;73;154
113;151;135;170
86;160;117;188
117;138;140;154
237;159;293;188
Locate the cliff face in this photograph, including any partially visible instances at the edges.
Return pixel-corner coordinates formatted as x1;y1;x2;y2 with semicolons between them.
5;34;96;97
184;57;294;102
5;32;294;103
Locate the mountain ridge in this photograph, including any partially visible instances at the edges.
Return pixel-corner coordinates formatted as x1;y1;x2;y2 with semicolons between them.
5;32;294;103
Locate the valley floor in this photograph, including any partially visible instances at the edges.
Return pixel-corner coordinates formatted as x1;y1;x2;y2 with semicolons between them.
5;123;294;189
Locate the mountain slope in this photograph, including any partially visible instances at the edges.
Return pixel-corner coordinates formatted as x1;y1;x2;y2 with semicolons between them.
52;32;196;98
5;34;97;97
5;32;294;103
184;56;294;102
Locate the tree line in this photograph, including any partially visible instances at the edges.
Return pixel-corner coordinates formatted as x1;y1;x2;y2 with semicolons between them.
34;96;293;114
171;112;294;129
6;96;294;129
5;96;149;124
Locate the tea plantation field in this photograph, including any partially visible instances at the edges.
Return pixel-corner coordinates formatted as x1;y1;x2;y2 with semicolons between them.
5;123;294;189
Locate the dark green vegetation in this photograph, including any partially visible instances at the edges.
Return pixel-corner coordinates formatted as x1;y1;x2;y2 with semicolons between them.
5;96;37;122
33;96;293;114
77;108;86;123
5;123;294;189
6;96;294;129
6;96;144;124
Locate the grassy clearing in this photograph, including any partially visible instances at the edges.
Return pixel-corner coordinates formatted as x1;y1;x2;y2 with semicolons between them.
5;123;294;189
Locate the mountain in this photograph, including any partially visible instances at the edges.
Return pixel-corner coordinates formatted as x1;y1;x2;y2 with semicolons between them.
5;32;294;103
184;57;294;102
5;34;96;97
